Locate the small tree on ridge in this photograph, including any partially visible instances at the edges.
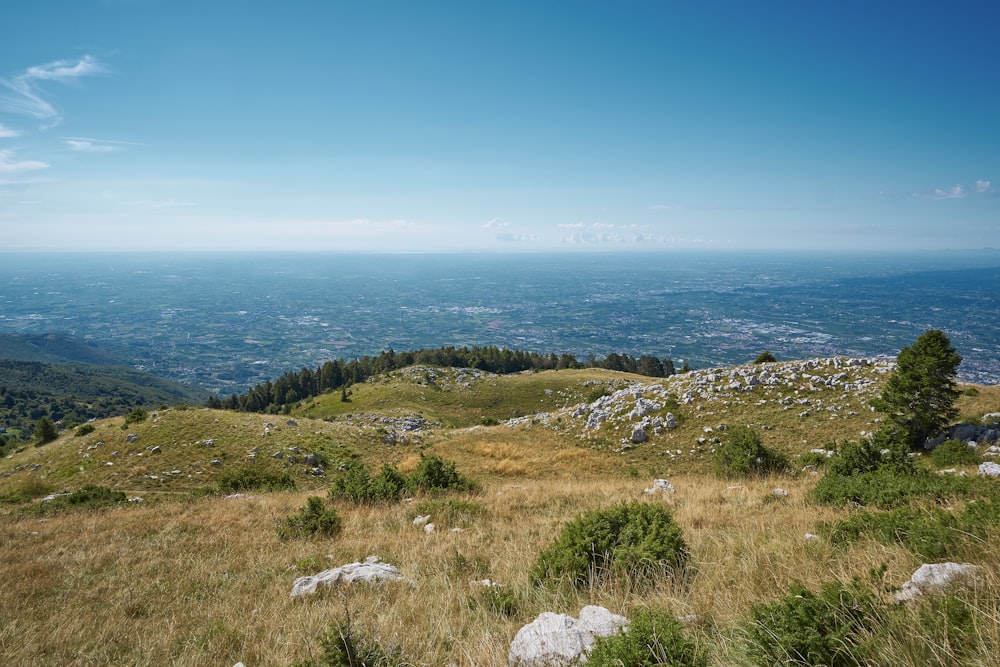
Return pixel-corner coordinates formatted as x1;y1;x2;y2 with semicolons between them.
872;329;962;448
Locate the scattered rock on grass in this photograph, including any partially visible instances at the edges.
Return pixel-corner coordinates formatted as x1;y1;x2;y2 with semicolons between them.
508;605;628;667
895;562;979;602
290;556;408;598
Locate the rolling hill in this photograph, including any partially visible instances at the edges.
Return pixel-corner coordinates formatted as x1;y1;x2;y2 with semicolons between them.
0;357;998;666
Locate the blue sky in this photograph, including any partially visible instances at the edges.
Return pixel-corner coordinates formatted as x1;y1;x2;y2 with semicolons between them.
1;1;997;252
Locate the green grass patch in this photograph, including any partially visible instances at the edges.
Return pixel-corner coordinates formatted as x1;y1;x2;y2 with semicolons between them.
217;467;296;494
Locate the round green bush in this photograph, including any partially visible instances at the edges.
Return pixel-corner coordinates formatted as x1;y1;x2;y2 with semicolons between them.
587;609;706;667
713;426;789;478
279;496;343;540
743;581;882;666
930;438;981;467
530;502;689;590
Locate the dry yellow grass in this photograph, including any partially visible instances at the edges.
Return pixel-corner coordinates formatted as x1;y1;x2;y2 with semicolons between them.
3;470;997;666
2;367;999;665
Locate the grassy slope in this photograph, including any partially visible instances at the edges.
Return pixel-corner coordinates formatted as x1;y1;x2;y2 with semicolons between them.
1;361;999;666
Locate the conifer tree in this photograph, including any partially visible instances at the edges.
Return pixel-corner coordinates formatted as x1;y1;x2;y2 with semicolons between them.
872;329;962;448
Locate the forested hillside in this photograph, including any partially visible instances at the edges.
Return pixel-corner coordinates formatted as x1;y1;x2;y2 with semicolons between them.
0;358;209;442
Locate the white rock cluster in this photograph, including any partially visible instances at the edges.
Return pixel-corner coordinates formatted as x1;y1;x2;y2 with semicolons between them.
508;606;628;666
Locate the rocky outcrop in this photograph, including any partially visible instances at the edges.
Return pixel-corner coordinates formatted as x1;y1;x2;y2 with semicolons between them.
290;556;408;598
925;422;1000;449
508;606;628;667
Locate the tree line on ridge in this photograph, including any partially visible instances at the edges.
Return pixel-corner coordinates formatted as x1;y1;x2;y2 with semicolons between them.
208;346;680;414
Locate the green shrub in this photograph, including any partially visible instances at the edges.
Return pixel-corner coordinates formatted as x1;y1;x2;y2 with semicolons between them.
367;464;413;502
328;461;374;503
826;434;912;478
329;456;478;504
410;454;480;493
0;477;54;504
477;585;520;618
329;462;413;504
123;407;148;427
811;466;986;509
530;502;688;590
754;350;777;364
588;609;707;667
798;451;830;469
742;580;882;666
74;423;96;437
28;485;128;513
297;614;406;667
34;417;58;444
217;467;295;493
278;496;343;540
713;426;789;478
930;438;981;467
823;495;1000;560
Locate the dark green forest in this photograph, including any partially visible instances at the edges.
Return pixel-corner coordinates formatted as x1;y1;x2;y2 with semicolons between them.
211;346;677;413
0;359;209;448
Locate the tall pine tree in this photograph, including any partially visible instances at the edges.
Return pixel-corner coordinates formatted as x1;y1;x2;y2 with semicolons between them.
872;329;962;448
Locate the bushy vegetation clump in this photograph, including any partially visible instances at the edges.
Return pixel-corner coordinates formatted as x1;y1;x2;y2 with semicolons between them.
217;467;296;494
410;454;480;493
587;609;707;667
24;485;128;514
278;496;343;540
713;426;790;478
811;434;994;509
930;438;981;467
34;416;58;444
329;455;478;504
824;494;1000;560
122;407;148;427
742;580;883;666
74;423;95;437
296;614;407;667
530;502;689;590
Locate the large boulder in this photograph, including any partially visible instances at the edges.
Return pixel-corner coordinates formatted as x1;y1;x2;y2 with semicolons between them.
979;462;1000;478
895;562;978;602
508;605;628;666
290;556;408;598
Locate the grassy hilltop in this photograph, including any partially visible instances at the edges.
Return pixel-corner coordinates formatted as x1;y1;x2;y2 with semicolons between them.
1;358;999;665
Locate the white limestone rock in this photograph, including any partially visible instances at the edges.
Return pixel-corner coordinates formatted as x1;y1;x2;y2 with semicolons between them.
978;462;1000;477
290;556;408;598
644;478;676;495
895;562;978;602
508;605;628;667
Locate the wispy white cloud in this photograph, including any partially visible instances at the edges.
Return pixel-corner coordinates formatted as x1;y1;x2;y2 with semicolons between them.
65;138;116;152
0;149;49;174
914;179;993;200
483;217;508;229
0;122;19;138
61;137;142;152
0;55;107;126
